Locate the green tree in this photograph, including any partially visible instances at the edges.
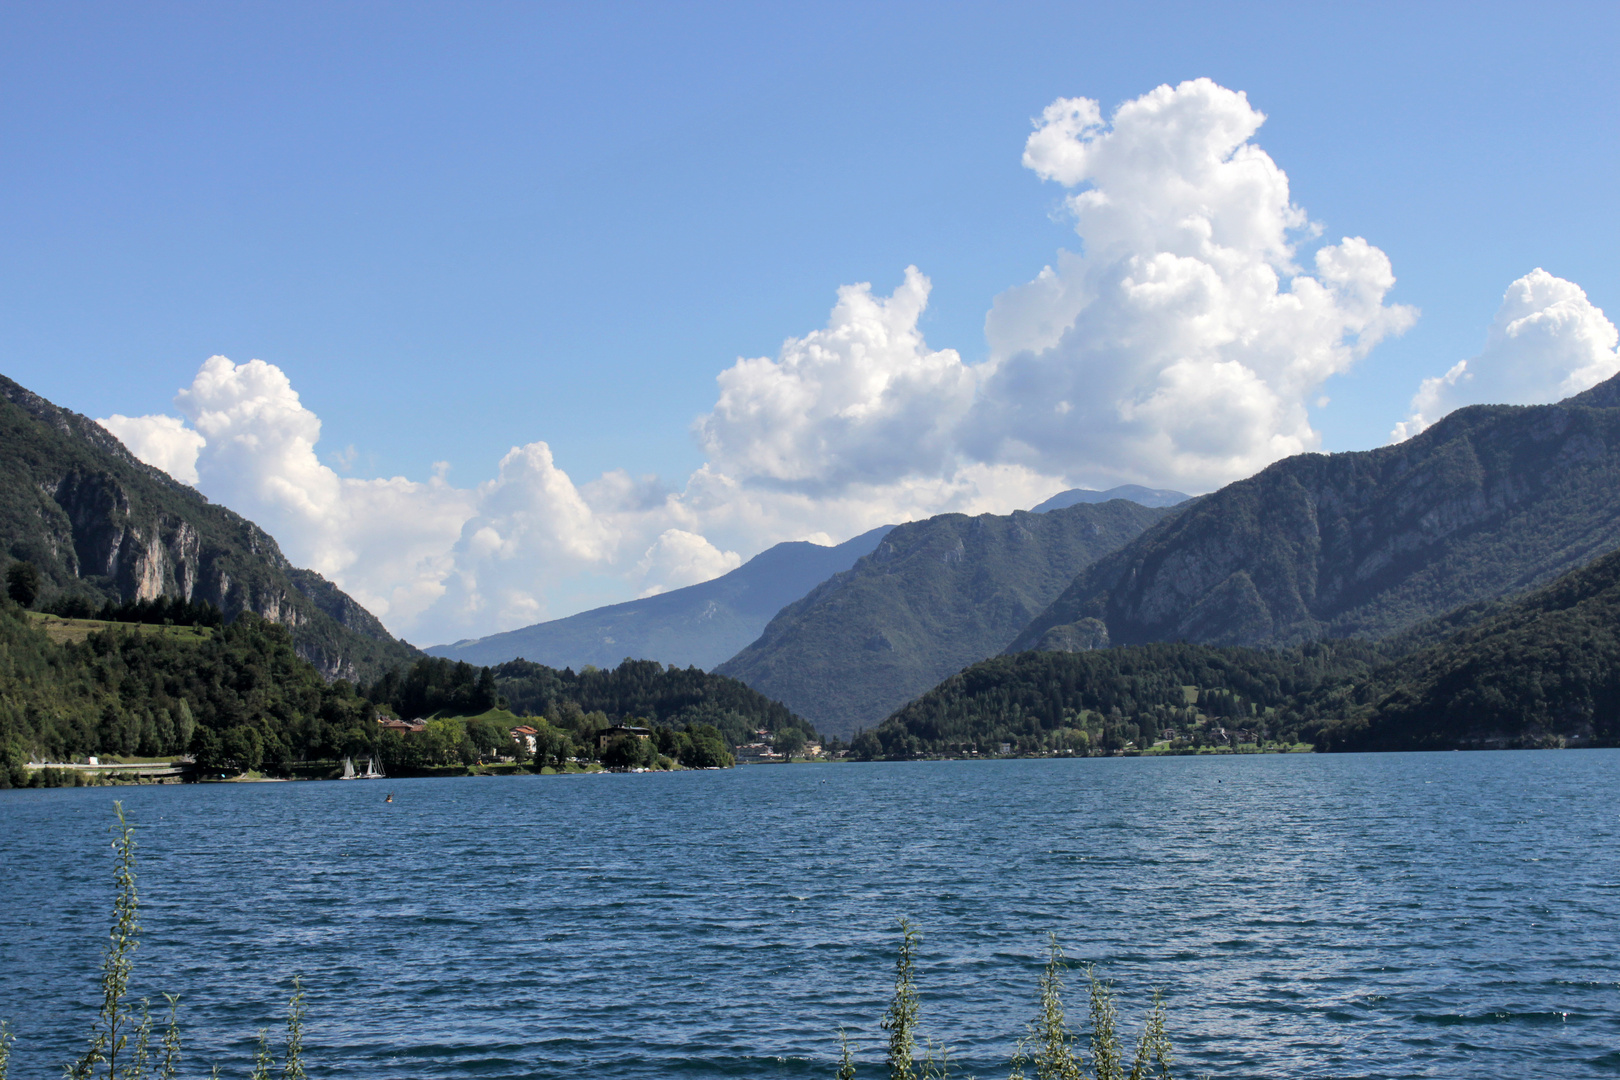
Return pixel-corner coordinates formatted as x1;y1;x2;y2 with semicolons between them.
465;716;509;759
221;726;264;773
676;725;732;769
6;562;40;608
774;727;808;758
852;731;882;760
191;729;224;773
601;734;650;769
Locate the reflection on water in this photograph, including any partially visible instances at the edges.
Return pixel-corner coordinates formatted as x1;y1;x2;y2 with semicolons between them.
3;751;1617;1078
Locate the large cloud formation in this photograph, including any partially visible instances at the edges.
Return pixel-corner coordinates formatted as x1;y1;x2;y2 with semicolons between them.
97;79;1450;644
1391;268;1620;441
969;79;1416;490
696;265;977;493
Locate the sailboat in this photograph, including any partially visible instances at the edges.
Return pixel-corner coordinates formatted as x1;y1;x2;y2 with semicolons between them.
341;756;356;779
361;757;385;779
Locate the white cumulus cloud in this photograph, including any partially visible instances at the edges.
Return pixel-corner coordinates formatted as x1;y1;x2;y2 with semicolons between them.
98;413;206;484
97;79;1443;647
1392;268;1620;440
696;265;978;493
102;357;476;628
971;78;1416;491
636;529;742;598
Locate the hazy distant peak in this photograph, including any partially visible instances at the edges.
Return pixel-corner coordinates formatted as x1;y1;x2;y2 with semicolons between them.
1031;485;1192;512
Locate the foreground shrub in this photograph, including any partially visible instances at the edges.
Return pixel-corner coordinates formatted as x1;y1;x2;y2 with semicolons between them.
0;803;306;1079
842;923;1176;1079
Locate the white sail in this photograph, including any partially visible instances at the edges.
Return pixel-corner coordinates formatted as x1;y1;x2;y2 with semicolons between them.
342;756;356;779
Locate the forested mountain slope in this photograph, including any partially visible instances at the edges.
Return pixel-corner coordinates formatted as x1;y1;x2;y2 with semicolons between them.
0;602;803;782
869;640;1382;758
872;544;1620;757
0;375;418;681
425;526;890;669
715;500;1171;738
1312;544;1620;751
1009;375;1620;654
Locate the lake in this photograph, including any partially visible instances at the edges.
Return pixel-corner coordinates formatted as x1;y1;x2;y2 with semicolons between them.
3;752;1618;1078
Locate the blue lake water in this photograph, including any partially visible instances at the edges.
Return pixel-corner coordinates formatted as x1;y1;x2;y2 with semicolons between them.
3;752;1619;1078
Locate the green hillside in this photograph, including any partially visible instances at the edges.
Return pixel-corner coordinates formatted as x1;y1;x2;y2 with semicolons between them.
873;545;1620;757
366;655;814;749
0;599;377;776
1313;545;1620;751
1010;374;1620;654
868;640;1382;758
715;499;1172;738
0;374;418;682
0;600;807;783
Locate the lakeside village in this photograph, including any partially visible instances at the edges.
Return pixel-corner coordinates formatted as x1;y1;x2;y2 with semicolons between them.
23;709;1296;787
21;712;836;785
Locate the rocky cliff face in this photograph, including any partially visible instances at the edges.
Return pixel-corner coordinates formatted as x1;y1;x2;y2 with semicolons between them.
0;375;418;681
1010;375;1620;654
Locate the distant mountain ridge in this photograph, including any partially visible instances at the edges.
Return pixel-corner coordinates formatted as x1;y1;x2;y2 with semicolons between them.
0;374;419;682
1009;373;1620;655
425;526;892;670
715;499;1173;738
1032;485;1192;511
864;540;1620;757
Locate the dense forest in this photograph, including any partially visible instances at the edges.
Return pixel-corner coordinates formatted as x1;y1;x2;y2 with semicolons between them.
864;640;1387;758
1308;545;1620;751
0;603;375;783
867;545;1620;758
0;602;813;785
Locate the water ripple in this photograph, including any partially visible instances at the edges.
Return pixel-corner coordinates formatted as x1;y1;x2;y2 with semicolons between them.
3;752;1619;1077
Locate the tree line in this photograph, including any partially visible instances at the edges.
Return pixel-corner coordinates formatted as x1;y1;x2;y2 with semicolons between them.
0;599;809;785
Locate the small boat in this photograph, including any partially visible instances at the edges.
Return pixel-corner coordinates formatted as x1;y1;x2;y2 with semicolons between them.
342;756;385;780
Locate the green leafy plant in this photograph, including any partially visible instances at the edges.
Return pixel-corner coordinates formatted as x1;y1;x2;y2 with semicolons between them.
158;995;181;1080
282;977;306;1080
67;801;141;1080
1009;935;1084;1080
251;1028;273;1080
881;918;922;1080
836;1027;857;1080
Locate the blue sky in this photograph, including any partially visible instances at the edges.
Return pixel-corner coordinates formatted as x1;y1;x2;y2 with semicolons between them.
3;2;1618;643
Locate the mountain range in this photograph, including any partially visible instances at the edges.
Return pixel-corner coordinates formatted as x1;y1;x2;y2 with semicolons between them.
0;375;419;682
1031;485;1191;512
715;499;1172;738
1009;376;1620;655
12;362;1620;759
425;526;891;670
871;534;1620;757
